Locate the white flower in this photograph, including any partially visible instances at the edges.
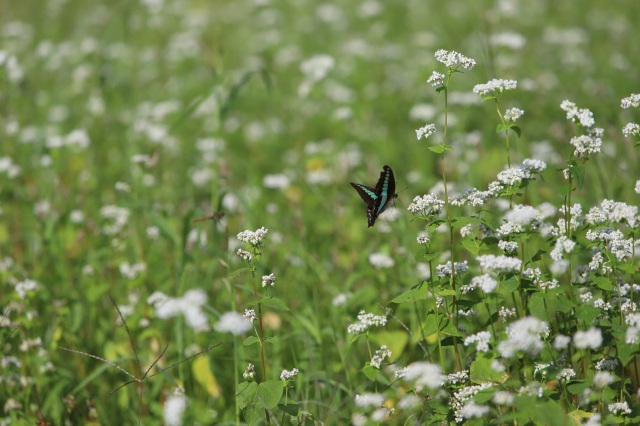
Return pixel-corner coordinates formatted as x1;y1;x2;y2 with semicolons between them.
593;371;615;389
164;392;187;426
402;361;444;391
263;174;291;189
459;401;489;419
280;368;299;381
504;107;524;122
354;393;384;408
214;312;252;335
407;193;445;215
434;49;476;69
492;391;514;405
347;310;387;334
573;327;602;350
237;227;268;246
476;254;522;273
620;93;640;109
370;345;392;368
368;252;395;269
470;274;498;293
464;331;491;352
261;273;276;287
426;71;445;87
622;122;640;137
15;279;38;299
473;79;517;96
498;317;549;358
415;123;436;140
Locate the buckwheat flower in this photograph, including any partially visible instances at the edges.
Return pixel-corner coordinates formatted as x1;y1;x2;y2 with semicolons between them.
538;279;559;291
504;107;524;122
115;181;130;192
119;262;145;280
347;310;387;334
416;123;436;140
164;392;187;426
573;327;602;350
331;292;352;307
557;368;576;383
464;331;491;352
407;193;445;215
300;54;334;82
261;273;276;287
584;413;601;426
498;306;516;322
459;224;473;237
417;232;429;245
635;180;640;194
15;279;38;299
355;393;385;408
243;363;255;380
451;384;493;423
0;156;20;178
497;166;527;186
368;252;395;269
280;368;299;381
561;100;595;128
595;358;618;371
370;345;392;368
446;370;469;385
100;205;130;235
69;209;85;224
620;93;640;109
459;401;489;420
580;292;593;303
470;274;498;293
498;316;549;358
492;391;514;406
504;204;541;226
489;360;505;373
434;49;476;70
214;311;252;335
436;260;468;277
236;249;252;262
427;71;445;87
263;173;291;190
476;254;521;273
237;227;268;246
498;240;518;254
608;401;631;416
570;134;602;158
473;79;517;96
550;236;576;261
146;226;160;240
397;394;421;410
622;122;640;137
402;361;444;391
593;371;615;389
243;309;256;323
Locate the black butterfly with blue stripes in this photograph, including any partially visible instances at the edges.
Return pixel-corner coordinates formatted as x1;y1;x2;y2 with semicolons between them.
350;165;398;227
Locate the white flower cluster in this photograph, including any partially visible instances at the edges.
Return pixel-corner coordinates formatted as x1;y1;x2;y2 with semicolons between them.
585;199;638;227
620;93;640;109
347;310;387;335
476;254;522;273
100;205;130;235
550;235;576;261
434;49;476;69
261;273;276;287
368;252;395;269
622;122;639;137
280;368;299;381
496;159;547;186
435;260;468;277
445;370;469;385
586;227;633;261
427;71;445;87
449;187;489;207
149;289;211;332
573;327;602;349
504;107;524;122
415;123;436;140
473;79;517;96
498;240;518;254
498;316;549;358
570;134;602;158
407;193;445;215
237;227;268;246
370;346;392;369
451;383;493;423
464;331;491;352
400;361;444;391
556;368;576;383
560;100;595;128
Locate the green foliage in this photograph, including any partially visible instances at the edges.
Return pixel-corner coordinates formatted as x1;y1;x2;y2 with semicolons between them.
2;0;640;424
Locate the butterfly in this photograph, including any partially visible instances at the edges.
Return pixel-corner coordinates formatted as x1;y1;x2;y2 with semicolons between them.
350;165;398;227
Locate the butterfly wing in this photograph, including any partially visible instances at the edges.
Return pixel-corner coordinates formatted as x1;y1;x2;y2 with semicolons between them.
351;166;397;227
372;165;397;217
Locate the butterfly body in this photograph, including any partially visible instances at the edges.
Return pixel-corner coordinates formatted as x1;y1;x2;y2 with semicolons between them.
350;165;397;227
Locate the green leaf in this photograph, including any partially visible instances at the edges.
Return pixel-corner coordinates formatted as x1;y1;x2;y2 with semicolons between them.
390;282;429;303
278;403;300;416
363;364;380;380
461;238;480;255
436;289;456;297
501;276;520;292
569;164;585;189
427;144;452;154
496;123;508;133
414;252;439;262
470;353;509;383
574;304;600;325
249;296;290;311
257;380;284;409
243;336;260;347
236;381;258;409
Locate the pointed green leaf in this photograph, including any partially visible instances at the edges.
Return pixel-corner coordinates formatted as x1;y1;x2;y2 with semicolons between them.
257;380;284;409
427;144;452;154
